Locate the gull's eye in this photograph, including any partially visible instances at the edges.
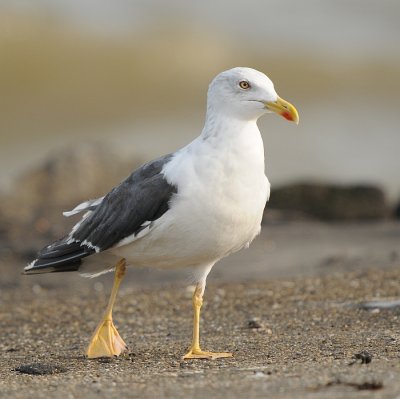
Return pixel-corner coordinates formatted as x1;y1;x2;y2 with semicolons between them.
239;81;251;90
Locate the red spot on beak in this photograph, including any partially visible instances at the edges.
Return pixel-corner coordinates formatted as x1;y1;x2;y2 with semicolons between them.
282;111;293;121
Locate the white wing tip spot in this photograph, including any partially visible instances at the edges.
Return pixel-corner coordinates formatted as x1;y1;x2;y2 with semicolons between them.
24;259;38;271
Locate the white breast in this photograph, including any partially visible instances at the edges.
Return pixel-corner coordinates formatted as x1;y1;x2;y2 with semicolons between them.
114;121;270;269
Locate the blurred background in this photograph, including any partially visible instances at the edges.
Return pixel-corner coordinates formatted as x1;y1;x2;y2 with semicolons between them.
0;0;399;288
1;0;400;195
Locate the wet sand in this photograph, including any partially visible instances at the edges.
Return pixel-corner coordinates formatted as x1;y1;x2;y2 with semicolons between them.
1;222;399;398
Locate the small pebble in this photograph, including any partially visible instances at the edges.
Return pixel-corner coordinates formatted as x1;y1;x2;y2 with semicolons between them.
247;318;263;329
349;351;372;365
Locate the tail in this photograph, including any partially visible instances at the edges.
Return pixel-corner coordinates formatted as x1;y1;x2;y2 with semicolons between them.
24;238;95;275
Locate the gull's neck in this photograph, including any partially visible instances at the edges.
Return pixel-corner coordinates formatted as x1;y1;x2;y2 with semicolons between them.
196;105;265;174
201;106;258;142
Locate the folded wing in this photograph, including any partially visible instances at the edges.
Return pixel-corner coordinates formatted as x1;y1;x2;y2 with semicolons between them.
24;154;177;274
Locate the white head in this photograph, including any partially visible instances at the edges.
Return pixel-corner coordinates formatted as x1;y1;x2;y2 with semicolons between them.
207;67;299;123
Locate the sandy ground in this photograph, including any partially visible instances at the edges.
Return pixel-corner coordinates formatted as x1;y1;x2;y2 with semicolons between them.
1;221;400;398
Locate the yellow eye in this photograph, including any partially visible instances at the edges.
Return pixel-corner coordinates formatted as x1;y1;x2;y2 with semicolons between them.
239;81;250;89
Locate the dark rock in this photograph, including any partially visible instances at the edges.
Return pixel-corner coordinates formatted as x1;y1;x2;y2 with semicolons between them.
15;363;67;375
0;142;144;254
266;183;388;221
394;201;400;219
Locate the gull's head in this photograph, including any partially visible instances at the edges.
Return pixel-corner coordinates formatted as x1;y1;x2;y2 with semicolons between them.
207;67;299;124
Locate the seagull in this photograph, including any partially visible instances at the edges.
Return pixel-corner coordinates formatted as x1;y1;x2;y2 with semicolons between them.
25;67;299;360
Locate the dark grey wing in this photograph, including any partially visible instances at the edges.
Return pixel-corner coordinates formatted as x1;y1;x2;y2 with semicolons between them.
71;153;177;251
24;154;176;274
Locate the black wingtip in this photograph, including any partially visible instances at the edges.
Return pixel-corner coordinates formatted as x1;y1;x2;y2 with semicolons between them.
25;238;95;275
23;262;81;275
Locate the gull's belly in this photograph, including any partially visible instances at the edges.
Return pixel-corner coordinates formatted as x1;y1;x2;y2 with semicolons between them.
115;172;269;269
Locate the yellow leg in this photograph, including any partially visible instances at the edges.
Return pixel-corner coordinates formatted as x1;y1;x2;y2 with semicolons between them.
182;284;232;360
86;259;127;358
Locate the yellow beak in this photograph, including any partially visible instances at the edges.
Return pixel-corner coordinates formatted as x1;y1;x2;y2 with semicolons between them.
265;96;299;124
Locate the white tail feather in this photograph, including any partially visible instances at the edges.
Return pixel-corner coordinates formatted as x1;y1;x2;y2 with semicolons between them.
63;196;104;217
